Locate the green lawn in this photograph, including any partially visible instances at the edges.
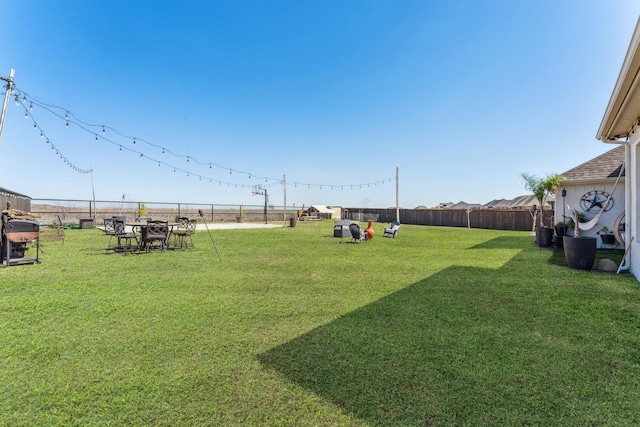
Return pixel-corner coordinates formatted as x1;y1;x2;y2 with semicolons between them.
1;222;639;426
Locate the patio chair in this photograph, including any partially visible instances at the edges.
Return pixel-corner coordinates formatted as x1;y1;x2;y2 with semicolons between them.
103;217;116;248
383;221;401;238
142;220;169;252
113;218;139;253
171;217;196;249
349;223;366;243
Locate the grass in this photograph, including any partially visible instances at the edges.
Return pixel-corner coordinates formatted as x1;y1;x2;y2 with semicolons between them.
1;222;639;426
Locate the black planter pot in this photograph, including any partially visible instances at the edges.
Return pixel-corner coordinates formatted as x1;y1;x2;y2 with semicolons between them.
563;236;597;271
600;234;615;245
555;226;567;237
535;226;554;248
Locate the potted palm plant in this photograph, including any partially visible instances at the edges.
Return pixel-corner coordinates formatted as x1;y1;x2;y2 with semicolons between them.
521;172;563;248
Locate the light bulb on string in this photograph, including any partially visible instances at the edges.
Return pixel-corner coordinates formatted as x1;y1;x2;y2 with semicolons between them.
22;95;26;103
40;132;44;138
133;138;136;145
14;96;19;106
24;112;28;119
29;103;33;111
102;126;105;134
95;134;98;141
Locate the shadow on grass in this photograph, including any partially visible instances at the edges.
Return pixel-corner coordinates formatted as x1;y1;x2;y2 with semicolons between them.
258;242;638;425
469;235;532;250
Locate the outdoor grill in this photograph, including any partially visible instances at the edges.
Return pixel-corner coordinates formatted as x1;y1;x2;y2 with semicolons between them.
1;215;40;267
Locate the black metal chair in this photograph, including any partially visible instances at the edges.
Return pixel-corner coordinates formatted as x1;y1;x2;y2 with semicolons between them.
103;217;115;248
113;218;139;253
142;220;169;252
171;217;196;249
349;223;366;243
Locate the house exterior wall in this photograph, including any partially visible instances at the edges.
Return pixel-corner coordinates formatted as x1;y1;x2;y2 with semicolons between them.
559;180;625;239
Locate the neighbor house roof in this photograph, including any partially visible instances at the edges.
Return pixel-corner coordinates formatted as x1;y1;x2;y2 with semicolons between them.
309;205;331;213
450;201;482;209
483;199;509;208
561;145;625;182
508;195;552;207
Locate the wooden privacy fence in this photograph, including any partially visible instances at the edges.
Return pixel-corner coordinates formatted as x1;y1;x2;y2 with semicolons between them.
0;188;31;213
346;208;555;232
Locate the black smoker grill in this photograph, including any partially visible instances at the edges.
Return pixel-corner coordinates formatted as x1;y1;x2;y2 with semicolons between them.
1;216;40;267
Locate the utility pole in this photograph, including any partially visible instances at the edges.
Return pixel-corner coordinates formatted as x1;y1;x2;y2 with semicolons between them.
0;68;15;145
90;167;96;218
395;166;400;222
283;174;287;227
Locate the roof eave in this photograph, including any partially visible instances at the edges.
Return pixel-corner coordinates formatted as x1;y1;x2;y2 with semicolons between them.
597;16;640;141
560;177;625;186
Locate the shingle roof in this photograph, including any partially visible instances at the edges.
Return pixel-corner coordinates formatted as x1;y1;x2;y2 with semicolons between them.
561;145;625;181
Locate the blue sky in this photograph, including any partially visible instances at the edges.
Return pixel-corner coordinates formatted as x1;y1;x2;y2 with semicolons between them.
1;1;639;209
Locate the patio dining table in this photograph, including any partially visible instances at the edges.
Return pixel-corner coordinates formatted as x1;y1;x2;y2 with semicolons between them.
128;222;179;251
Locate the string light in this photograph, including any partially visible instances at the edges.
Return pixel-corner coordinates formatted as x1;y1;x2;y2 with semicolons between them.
13;84;395;188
